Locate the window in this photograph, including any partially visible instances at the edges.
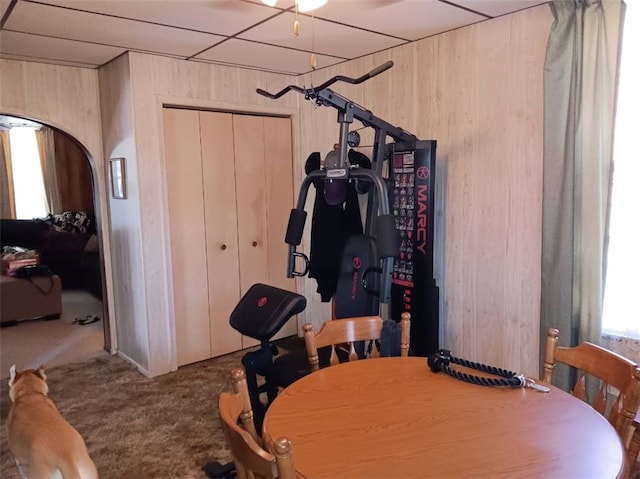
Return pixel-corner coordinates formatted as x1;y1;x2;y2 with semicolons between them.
602;1;639;340
8;127;48;219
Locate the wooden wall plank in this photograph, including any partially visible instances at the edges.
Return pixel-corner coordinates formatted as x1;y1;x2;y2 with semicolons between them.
298;5;552;376
506;8;546;373
99;54;149;371
53;130;94;214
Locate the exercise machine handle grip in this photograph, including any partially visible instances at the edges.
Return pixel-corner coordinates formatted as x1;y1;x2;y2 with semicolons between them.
362;267;382;297
288;251;309;277
312;61;394;92
367;61;394;79
255;62;394;100
256;84;306;100
285;208;307;246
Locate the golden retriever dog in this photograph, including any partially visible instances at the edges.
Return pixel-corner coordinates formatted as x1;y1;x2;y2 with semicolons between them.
7;365;98;479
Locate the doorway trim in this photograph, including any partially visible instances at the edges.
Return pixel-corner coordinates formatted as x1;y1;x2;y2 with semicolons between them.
0;111;117;354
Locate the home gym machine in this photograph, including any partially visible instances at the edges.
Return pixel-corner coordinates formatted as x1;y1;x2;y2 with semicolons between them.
226;61;439;436
264;61;413;309
258;61;439;354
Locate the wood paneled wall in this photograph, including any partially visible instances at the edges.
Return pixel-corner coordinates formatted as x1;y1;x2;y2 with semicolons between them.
99;5;551;376
99;53;299;375
2;4;552;377
98;54;150;371
53;130;94;214
0;59;116;354
297;5;552;376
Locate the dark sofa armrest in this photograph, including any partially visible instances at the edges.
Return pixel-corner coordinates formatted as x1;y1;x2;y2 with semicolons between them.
0;219;49;250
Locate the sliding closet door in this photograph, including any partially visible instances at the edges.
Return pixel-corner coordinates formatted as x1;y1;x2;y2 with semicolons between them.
233;115;270;291
163;108;211;366
232;115;297;343
164;108;298;364
264;116;297;339
233;115;269;348
200;111;243;357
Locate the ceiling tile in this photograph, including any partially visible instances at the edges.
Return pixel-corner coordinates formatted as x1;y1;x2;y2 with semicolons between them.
4;2;226;58
0;0;546;74
195;38;344;74
35;0;290;36
239;11;406;59
313;0;487;41
0;30;125;67
451;0;547;18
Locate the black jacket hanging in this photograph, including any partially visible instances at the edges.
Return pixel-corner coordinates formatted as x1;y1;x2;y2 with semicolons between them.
304;150;371;302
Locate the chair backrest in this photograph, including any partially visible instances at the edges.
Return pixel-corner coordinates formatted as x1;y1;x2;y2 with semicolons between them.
219;369;296;479
303;312;410;372
542;328;640;454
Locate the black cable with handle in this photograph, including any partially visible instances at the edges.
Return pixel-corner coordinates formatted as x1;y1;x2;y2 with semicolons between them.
427;349;550;392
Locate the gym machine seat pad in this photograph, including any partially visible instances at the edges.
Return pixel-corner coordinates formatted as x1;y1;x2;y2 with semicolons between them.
229;283;306;341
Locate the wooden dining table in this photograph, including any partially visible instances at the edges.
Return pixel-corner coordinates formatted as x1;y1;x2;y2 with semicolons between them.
262;356;626;479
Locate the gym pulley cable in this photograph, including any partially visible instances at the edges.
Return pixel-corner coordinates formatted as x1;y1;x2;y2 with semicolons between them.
427;349;550;392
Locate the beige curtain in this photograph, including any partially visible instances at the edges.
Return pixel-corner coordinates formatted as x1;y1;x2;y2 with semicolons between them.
36;126;62;214
540;0;625;389
0;130;16;218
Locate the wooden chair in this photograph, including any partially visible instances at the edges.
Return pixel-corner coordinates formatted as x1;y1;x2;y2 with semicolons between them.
542;328;640;471
303;312;410;372
218;368;296;479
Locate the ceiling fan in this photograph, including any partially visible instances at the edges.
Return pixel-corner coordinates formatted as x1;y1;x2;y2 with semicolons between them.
260;0;328;13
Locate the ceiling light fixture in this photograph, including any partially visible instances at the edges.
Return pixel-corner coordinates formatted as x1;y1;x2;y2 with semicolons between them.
296;0;327;13
260;0;327;13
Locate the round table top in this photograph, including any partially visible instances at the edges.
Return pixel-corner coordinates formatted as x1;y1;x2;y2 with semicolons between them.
263;356;625;479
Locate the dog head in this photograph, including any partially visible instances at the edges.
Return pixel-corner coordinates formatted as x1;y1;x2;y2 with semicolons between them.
8;365;48;402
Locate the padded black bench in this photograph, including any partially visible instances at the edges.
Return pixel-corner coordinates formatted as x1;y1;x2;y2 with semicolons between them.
229;283;307;431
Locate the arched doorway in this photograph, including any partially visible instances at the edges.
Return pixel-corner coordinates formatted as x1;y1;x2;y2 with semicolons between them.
0;114;111;370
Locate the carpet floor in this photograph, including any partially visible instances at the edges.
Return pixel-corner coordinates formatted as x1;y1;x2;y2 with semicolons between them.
0;289;105;378
0;346;280;479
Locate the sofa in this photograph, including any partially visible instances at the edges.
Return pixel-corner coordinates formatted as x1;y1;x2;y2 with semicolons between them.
0;211;102;298
0;274;62;326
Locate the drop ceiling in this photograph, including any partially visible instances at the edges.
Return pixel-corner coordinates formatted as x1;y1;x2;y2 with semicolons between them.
0;0;547;75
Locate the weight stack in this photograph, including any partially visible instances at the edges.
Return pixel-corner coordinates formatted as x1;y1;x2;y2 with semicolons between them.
388;140;439;357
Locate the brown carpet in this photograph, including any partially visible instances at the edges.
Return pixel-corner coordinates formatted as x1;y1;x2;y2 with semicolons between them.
0;340;303;479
